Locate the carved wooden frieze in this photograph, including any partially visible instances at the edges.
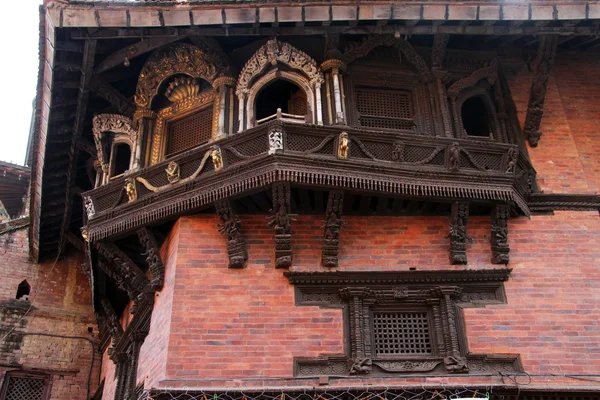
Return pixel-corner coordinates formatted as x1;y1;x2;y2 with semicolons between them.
491;204;510;265
215;199;248;269
448;202;471;265
523;35;558;147
285;269;521;377
322;191;344;267
268;182;295;268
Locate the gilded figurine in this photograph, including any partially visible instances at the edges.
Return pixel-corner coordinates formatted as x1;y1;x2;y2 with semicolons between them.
125;178;137;203
166;161;180;184
211;146;223;171
338;132;349;160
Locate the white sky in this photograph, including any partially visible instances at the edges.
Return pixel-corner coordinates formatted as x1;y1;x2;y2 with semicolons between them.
0;0;44;166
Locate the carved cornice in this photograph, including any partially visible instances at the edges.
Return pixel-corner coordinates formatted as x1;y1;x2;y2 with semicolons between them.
212;76;237;88
134;43;231;109
284;269;512;287
237;39;323;94
320;59;346;73
528;193;600;212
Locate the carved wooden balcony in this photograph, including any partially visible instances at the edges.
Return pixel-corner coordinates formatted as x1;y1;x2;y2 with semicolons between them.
82;120;535;242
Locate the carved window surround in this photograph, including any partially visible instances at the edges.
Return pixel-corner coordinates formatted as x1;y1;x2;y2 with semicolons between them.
285;269;523;377
150;89;217;165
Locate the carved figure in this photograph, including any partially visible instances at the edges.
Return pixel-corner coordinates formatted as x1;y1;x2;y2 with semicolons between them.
391;140;405;162
268;182;296;268
350;358;372;375
137;227;165;291
448;143;460;171
506;148;518;174
268;130;283;155
211;146;223;171
125;178;137;203
166;161;181;184
491;204;510;265
84;196;95;218
444;356;469;373
338;132;349;160
81;228;89;243
322;191;344;267
216;200;248;268
448;202;471;264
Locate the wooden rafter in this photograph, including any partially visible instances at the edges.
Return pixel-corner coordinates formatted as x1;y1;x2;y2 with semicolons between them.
89;76;135;116
523;35;558;147
58;39;96;255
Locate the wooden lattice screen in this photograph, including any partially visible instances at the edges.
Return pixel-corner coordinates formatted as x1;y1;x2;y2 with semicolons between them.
287;90;307;116
373;311;432;356
1;374;48;400
166;106;213;156
355;87;414;130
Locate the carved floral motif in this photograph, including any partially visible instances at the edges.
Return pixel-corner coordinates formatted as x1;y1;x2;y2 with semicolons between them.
268;130;283;155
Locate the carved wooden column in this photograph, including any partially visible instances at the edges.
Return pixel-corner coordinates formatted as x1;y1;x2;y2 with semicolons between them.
100;297;123;346
339;287;376;375
448;202;470;264
322;191;344;267
133;109;156;168
123;331;148;400
434;286;469;373
215;199;248;268
212;77;236;140
268;182;295;268
491;204;510;265
112;352;130;400
523;35;558;147
320;60;347;125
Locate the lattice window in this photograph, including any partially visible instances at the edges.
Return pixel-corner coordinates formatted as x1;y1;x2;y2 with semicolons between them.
166;106;213;156
355;87;414;131
1;374;48;400
373;312;432;356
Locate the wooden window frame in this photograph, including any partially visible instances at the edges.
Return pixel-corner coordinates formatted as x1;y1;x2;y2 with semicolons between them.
0;371;51;400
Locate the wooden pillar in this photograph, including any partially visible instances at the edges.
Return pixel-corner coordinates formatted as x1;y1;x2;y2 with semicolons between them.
320;59;347;125
212;76;237;139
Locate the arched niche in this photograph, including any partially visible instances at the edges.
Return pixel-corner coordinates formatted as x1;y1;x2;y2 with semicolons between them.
456;88;501;140
134;43;232;110
93;114;138;184
248;70;315;126
16;279;30;300
236;39;324;131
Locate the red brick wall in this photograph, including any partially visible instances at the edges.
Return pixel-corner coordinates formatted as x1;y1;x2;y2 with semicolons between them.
0;226;100;399
128;210;599;390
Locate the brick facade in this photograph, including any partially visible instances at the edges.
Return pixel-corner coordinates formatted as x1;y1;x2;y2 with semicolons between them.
0;226;101;399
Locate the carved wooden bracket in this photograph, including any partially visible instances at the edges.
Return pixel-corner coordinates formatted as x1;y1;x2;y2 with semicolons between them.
322;191;344;267
432;34;450;71
96;242;151;314
268;182;295;268
491;204;510;265
137;227;165;290
215;199;248;269
285;269;521;377
100;297;124;346
523;35;558;147
448;202;471;265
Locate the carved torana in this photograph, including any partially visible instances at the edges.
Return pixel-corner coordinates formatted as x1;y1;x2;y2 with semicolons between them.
322;191;344;267
523;35;558;147
215;200;248;269
491;204;510;265
448;202;471;265
268;182;295;268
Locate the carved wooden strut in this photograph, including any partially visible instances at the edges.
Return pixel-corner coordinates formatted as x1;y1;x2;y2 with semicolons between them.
268;182;295;268
322;191;344;267
448;202;471;264
491;204;510;265
523;35;558;147
137;227;165;290
215;199;248;268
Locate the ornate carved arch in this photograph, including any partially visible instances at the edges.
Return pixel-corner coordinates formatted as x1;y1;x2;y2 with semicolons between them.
447;58;499;99
134;43;232;109
93;114;138;179
246;69;316;127
237;39;324;130
237;39;323;94
341;35;434;83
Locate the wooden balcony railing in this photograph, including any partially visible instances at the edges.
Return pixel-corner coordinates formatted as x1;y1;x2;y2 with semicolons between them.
83;120;535;241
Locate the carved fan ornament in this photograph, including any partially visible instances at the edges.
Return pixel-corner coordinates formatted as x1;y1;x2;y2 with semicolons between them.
134;43;231;109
